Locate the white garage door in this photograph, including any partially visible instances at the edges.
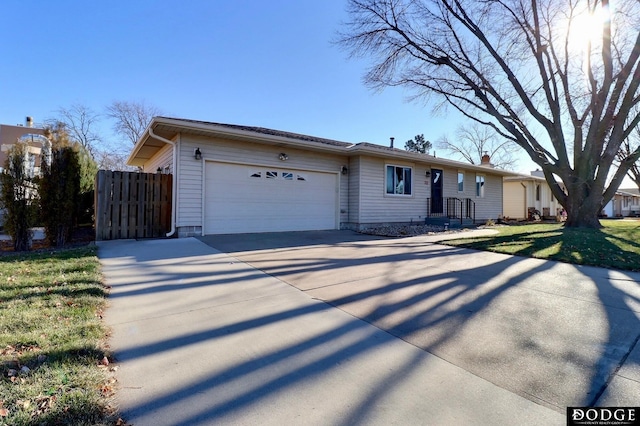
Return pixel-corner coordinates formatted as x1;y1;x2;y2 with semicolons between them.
204;162;338;234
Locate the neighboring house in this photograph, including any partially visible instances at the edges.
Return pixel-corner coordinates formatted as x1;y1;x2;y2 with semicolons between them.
603;188;640;217
127;117;519;236
0;118;48;176
0;118;49;228
503;170;565;220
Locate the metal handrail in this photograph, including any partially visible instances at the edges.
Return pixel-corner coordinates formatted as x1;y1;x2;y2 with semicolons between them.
427;197;475;225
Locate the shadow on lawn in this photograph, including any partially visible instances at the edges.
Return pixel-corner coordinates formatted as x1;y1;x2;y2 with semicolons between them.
98;234;640;424
448;226;640;271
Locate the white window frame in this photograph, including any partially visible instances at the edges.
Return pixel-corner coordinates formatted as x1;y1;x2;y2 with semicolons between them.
476;174;485;198
385;164;413;196
457;171;464;192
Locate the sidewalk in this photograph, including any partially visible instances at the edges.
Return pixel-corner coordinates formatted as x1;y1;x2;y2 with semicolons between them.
99;237;563;425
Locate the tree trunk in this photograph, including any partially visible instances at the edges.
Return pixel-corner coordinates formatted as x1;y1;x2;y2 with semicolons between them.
563;190;603;228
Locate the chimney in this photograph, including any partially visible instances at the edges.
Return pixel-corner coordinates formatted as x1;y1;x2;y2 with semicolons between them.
481;151;491;165
390;137;395;148
26;116;33;128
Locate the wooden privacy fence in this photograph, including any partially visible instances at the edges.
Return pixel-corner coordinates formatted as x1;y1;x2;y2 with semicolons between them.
95;170;172;240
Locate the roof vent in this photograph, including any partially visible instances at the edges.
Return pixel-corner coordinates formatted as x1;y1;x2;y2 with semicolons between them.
26;116;33;128
390;137;395;148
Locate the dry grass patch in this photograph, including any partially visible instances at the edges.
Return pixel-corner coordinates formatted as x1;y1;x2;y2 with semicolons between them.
0;246;119;425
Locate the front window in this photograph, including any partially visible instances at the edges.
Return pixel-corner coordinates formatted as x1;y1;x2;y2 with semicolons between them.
536;184;541;201
476;174;485;197
457;171;464;192
386;165;412;195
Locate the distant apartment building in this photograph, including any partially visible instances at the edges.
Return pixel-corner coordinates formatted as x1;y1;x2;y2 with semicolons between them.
0;117;49;175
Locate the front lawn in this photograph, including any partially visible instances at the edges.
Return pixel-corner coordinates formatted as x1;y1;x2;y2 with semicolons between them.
443;219;640;271
0;247;117;425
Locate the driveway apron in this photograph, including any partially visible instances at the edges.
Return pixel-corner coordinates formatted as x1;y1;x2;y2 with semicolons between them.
99;235;565;426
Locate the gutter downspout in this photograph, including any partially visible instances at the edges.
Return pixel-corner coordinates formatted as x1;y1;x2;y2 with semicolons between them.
148;127;177;237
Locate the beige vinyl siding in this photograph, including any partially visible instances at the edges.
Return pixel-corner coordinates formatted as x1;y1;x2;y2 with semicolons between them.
339;163;349;226
177;135;348;230
350;157;505;225
474;173;503;220
356;156;428;224
347;157;361;226
440;167;461;198
504;178;562;219
503;181;526;219
142;143;173;174
177;136;202;226
432;167;503;220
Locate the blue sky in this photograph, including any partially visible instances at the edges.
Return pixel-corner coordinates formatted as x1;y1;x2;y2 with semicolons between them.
1;1;540;173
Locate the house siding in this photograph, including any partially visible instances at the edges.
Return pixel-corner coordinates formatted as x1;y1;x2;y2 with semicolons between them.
143;143;173;174
347;157;361;227
175;134;349;234
503;181;526;219
355;156;429;226
135;122;513;234
503;178;562;220
473;172;503;221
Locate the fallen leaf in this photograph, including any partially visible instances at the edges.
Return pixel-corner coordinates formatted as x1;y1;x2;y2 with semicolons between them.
0;408;8;416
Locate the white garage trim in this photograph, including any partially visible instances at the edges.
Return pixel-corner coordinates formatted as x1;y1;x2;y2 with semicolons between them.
203;160;340;235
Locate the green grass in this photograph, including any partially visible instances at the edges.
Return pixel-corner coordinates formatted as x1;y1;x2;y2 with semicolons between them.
0;246;117;426
444;219;640;271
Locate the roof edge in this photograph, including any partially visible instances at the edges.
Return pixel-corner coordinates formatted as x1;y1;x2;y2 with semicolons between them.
127;117;522;176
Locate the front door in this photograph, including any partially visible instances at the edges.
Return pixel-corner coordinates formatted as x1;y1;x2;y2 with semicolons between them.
431;169;443;214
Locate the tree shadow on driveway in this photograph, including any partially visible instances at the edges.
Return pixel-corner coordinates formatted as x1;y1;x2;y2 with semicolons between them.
98;233;639;424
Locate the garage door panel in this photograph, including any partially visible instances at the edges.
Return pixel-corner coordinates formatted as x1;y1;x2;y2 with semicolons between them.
204;162;338;234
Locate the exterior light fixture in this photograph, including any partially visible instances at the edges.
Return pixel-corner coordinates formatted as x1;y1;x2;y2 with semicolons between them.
279;153;289;161
341;166;348;175
425;171;431;177
156;167;162;174
194;148;202;160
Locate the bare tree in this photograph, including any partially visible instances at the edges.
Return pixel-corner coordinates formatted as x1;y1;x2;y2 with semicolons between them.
105;100;162;146
616;111;640;189
94;149;136;172
339;0;640;228
52;103;102;157
437;123;520;170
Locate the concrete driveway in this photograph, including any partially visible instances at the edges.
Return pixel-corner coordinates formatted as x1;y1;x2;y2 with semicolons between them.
100;230;640;425
198;231;640;409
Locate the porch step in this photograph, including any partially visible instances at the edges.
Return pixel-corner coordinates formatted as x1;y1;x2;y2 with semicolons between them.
424;217;475;229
